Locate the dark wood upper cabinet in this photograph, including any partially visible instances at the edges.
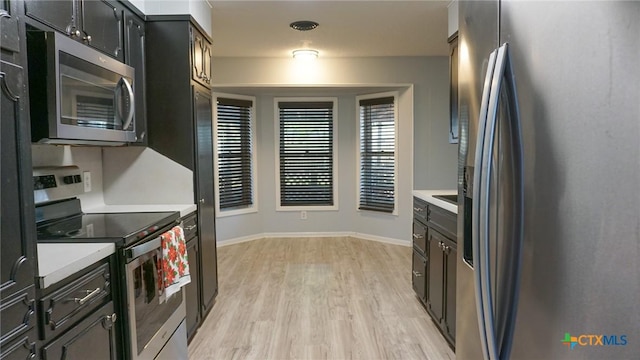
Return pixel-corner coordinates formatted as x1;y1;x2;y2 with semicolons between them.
190;25;212;89
81;0;124;61
24;0;76;35
24;0;125;61
124;10;147;144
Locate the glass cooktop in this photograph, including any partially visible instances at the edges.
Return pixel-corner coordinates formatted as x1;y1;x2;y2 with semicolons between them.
37;211;179;246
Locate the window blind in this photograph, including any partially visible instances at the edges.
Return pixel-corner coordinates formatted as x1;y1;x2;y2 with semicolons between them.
359;96;395;213
217;97;253;210
278;101;334;206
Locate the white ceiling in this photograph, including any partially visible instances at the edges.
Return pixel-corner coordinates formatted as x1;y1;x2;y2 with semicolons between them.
210;1;450;58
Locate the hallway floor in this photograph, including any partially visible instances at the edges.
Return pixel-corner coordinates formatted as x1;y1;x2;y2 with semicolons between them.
188;237;454;360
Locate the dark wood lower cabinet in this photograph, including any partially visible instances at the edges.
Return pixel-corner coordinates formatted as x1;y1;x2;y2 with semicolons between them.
412;197;457;347
426;228;457;346
41;301;118;360
444;239;457;342
426;230;445;324
0;328;37;360
185;237;200;341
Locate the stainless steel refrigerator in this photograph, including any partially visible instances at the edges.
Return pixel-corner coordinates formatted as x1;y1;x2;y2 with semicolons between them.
456;1;640;359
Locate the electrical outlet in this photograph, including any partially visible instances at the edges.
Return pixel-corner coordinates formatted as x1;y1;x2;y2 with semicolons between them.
300;210;307;220
83;171;92;192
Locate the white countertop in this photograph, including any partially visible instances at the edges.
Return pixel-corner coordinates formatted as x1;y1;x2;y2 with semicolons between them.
413;189;458;214
84;204;197;218
37;243;116;288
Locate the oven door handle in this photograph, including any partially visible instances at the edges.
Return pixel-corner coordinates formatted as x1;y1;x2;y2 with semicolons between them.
126;236;161;261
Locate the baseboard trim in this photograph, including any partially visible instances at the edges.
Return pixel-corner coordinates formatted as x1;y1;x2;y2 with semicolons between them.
217;232;410;247
216;233;264;247
352;232;411;247
263;231;354;239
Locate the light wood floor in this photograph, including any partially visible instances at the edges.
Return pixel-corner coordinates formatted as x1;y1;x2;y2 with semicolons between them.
188;237;455;360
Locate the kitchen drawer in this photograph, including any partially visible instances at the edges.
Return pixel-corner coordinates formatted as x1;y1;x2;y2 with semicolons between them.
428;204;457;242
182;213;198;240
413;197;429;225
412;250;427;303
39;262;111;340
412;220;428;256
0;288;36;347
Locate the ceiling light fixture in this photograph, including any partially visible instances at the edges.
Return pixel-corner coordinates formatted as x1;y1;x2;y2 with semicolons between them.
289;20;319;31
292;49;319;59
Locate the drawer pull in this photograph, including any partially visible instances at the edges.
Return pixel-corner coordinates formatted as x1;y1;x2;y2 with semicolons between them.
184;225;197;231
413;207;424;212
74;287;101;305
412;234;424;240
412;270;423;277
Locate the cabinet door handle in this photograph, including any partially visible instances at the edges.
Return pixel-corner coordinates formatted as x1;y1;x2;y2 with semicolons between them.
106;312;117;323
413;207;423;212
102;313;117;330
74;287;101;305
412;233;423;240
412;270;423;278
45;308;57;329
184;225;197;231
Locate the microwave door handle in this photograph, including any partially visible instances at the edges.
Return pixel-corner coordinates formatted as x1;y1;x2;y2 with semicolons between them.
116;77;135;130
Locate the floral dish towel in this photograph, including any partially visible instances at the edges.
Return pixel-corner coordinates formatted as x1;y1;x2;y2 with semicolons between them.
157;225;191;303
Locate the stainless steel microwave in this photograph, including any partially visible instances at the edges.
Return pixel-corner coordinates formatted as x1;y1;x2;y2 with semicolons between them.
28;31;137;145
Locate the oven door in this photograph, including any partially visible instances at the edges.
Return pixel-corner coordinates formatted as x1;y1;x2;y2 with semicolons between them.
125;236;186;360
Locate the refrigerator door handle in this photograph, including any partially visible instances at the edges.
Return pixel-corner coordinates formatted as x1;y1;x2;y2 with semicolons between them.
479;44;509;360
481;42;525;360
472;49;498;360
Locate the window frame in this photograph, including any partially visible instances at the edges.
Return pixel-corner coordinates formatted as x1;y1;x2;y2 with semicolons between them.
213;92;258;217
274;97;339;212
356;91;399;216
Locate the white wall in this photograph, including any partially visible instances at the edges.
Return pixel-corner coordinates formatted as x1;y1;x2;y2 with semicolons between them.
216;90;413;243
448;1;459;38
31;145;105;210
212;56;457;190
31;145;194;210
130;0;213;37
212;56;457;242
102;147;194;205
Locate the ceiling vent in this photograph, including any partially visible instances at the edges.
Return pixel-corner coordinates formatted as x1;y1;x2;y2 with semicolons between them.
289;20;319;31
